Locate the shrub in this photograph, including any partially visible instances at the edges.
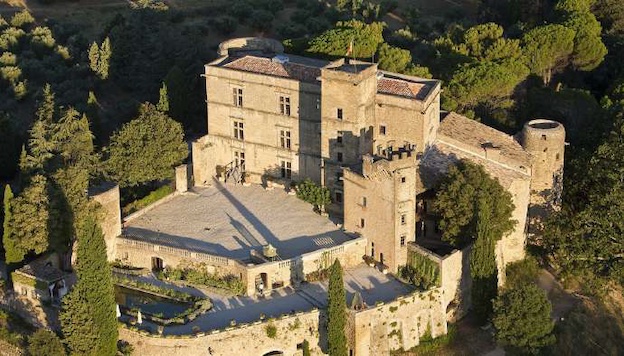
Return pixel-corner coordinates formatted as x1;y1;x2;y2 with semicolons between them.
505;256;539;289
117;340;134;355
121;184;174;216
265;323;277;338
249;10;274;32
0;52;16;65
27;329;65;356
10;10;34;28
214;16;237;35
398;253;440;290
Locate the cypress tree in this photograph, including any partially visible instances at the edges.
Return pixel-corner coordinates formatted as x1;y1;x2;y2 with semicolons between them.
157;82;169;113
327;259;347;356
88;42;99;75
470;196;499;324
2;184;14;261
60;216;118;356
99;37;111;80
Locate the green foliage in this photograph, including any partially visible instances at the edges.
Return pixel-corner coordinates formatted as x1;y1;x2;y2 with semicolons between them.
0;52;16;65
302;339;311;356
10;10;34;28
105;102;188;187
403;324;456;355
563;11;608;71
327;259;347;356
30;26;56;48
307;20;385;59
114;274;198;302
522;24;575;84
121;184;174;216
160;264;246;295
446;60;529;111
60;217;118;356
117;340;134;356
2;184;14;260
27;329;66;356
544;115;624;283
296;178;331;211
88;37;112;79
157;82;169;113
377;43;412;73
249;10;274;32
493;284;555;354
434;160;516;247
265;323;277;338
555;0;593;13
398;252;440;290
505;257;539;289
3;175;50;263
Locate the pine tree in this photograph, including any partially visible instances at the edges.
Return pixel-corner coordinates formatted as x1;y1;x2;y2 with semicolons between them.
60;216;118;356
37;84;56;123
88;42;99;75
4;175;50;263
2;184;15;262
327;259;347;356
99;37;111;80
157;82;169;113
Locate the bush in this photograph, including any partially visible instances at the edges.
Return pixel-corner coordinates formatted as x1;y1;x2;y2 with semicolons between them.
160;265;246;295
117;340;134;355
505;256;539;289
10;10;34;28
121;184;174;216
27;329;65;356
493;284;555;354
265;323;277;338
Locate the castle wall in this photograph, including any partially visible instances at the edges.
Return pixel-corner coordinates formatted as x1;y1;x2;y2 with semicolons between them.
89;184;121;261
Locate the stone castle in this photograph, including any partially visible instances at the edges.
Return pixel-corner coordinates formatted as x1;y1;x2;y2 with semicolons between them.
82;38;566;355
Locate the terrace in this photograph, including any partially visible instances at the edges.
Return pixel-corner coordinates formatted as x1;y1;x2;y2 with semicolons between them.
123;182;355;262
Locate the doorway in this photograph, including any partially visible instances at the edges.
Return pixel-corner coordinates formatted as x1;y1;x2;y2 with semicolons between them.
151;257;164;272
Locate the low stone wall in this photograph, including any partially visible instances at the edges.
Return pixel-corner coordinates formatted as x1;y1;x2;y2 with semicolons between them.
120;283;449;356
120;309;322;356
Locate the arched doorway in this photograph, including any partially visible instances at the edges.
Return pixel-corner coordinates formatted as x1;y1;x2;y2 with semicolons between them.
151;257;164;272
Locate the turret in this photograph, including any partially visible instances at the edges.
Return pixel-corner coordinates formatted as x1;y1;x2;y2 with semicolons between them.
520;119;565;232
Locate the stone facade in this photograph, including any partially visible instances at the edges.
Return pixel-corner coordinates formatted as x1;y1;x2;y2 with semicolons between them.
89;183;122;261
120;286;446;356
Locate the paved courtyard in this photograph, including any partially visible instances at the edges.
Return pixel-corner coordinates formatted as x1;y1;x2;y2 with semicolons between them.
124;182;354;260
124;264;414;335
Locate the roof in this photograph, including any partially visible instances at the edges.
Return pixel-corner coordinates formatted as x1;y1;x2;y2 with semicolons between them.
221;55;323;83
377;77;428;100
437;112;532;168
16;258;65;283
420;142;529;189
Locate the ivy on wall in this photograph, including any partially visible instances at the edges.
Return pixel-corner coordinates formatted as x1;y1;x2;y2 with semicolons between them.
398;253;440;290
10;272;48;290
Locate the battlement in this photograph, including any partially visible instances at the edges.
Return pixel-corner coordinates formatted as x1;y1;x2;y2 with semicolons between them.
362;145;417;177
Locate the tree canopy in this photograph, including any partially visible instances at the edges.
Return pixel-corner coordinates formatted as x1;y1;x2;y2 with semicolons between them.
327;259;347;356
493;284;555;353
306;20;384;59
60;216;118;356
105;102;188;187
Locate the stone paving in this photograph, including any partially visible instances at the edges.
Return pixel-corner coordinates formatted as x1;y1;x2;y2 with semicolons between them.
123;264;414;335
124;182;354;260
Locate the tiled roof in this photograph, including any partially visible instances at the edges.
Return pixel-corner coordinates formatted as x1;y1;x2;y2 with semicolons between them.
222;56;321;83
420;142;529;189
17;258;65;283
437;112;532;168
377;78;428;100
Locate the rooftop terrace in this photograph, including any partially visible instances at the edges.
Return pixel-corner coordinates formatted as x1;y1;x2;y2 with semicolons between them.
123;183;354;261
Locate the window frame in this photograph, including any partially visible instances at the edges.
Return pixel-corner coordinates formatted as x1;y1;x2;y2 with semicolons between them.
279;96;291;116
279;129;291;149
233;120;244;140
232;87;243;107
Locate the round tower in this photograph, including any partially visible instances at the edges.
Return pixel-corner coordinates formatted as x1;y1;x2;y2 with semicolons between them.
520;119;566;213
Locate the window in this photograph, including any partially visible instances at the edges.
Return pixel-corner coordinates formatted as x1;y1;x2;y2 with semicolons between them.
371;242;375;257
337;108;343;120
21;287;27;296
335;191;343;203
232;87;243;107
360;218;365;228
336;171;344;182
279;96;291;116
541;134;547;140
361;196;367;207
401;214;406;225
280;129;291;149
280;160;292;179
336;132;343;144
234;151;245;170
379;125;387;135
401;177;406;183
337;152;343;162
233;120;244;140
400;235;406;246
